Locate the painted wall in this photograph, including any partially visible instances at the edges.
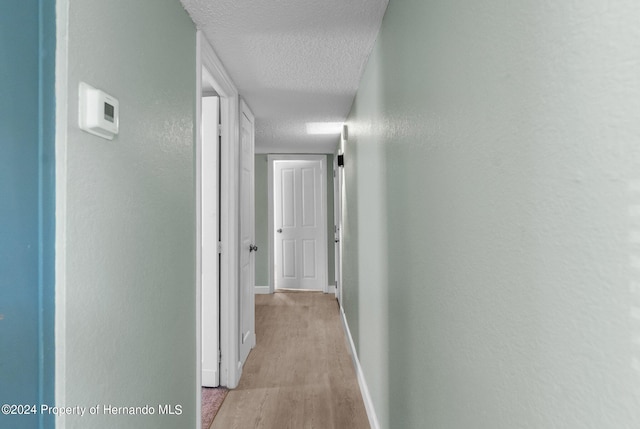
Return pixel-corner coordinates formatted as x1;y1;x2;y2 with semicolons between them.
254;154;335;288
57;1;196;427
0;1;55;428
344;0;640;428
254;154;270;285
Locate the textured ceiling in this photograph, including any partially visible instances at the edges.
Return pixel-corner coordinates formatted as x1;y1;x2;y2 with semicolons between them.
180;0;388;153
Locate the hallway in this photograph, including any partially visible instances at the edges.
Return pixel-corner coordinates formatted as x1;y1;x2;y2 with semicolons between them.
4;1;640;428
211;292;369;429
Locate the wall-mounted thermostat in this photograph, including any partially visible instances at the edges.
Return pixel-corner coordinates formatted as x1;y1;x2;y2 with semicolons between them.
78;82;119;140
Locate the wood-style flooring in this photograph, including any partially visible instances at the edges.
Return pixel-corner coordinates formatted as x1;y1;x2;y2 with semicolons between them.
211;291;370;429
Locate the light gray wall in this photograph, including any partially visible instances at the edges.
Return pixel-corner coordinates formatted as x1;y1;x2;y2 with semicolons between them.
254;154;335;287
59;1;196;427
255;154;270;285
344;0;640;428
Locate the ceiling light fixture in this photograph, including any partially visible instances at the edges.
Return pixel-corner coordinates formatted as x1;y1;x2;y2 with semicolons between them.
306;122;343;135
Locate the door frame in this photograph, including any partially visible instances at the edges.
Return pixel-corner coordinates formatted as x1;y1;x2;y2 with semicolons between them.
196;31;242;413
268;155;329;293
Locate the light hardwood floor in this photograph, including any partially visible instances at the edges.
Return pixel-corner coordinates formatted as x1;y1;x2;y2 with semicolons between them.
211;291;370;429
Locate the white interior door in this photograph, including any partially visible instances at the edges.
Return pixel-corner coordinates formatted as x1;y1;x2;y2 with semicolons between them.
239;102;256;365
274;156;327;291
201;96;220;387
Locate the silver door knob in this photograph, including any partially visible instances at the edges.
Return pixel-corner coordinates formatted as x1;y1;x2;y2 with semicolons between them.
249;244;258;252
277;228;283;233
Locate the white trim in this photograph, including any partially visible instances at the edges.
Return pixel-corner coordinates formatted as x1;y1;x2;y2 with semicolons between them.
197;31;241;390
268;155;329;293
320;157;328;294
340;307;380;429
327;284;336;294
267;157;274;293
254;286;270;294
200;95;221;388
239;98;257;362
55;1;70;426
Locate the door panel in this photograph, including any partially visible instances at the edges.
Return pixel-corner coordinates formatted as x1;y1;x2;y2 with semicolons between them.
283;240;296;278
282;169;295;227
303;240;317;278
239;105;256;365
274;157;327;291
302;168;316;227
201;96;220;387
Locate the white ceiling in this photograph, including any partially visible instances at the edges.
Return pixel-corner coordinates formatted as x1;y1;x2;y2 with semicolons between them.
180;0;388;154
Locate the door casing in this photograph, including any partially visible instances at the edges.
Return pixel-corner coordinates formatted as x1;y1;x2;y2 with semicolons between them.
239;99;256;364
196;32;243;409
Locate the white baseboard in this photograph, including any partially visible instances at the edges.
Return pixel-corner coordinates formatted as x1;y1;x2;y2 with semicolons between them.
258;285;335;294
340;307;380;429
254;285;270;294
201;369;218;387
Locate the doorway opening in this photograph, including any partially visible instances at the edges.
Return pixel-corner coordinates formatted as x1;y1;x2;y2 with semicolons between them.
196;30;246;429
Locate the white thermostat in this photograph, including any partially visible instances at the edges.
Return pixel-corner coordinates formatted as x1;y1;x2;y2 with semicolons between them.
78;82;119;140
